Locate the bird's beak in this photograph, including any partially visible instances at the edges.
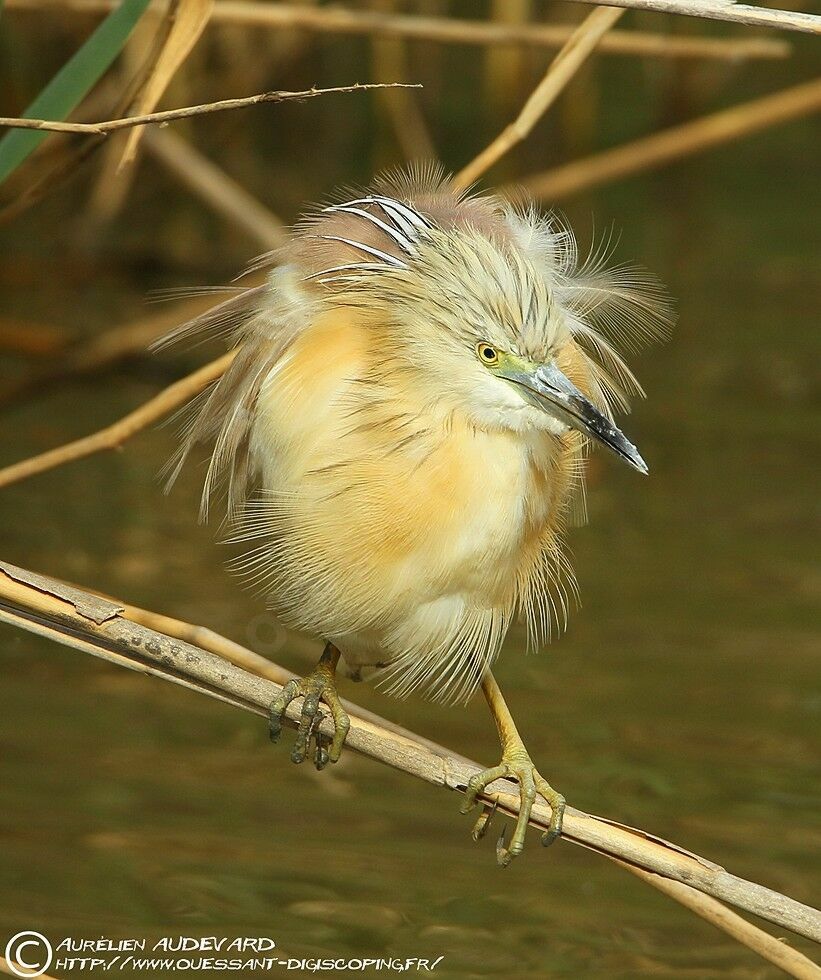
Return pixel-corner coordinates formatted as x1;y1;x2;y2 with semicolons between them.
501;362;648;475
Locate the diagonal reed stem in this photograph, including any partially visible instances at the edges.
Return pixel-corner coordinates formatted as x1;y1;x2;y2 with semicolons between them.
454;6;624;189
0;559;819;968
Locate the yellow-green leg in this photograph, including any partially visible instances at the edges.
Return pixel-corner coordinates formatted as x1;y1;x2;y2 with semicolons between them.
269;642;350;770
461;670;565;866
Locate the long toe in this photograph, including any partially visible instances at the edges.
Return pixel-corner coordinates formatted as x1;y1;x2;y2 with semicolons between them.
461;763;508;815
325;697;350;764
537;780;566;847
269;679;300;743
462;755;565;864
506;766;537;859
291;689;323;764
267;664;349;769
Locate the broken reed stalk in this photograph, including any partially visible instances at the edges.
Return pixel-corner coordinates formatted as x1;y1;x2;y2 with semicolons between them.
0;83;420;136
508;78;821;202
454;5;624;189
1;0;792;61
0;560;819;978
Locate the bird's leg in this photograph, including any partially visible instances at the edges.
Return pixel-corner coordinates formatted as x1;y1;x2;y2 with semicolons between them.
461;670;565;866
268;642;350;770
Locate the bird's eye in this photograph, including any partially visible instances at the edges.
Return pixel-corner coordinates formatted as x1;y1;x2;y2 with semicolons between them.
476;343;499;365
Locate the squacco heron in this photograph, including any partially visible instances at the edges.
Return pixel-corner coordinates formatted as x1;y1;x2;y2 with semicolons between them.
166;166;669;864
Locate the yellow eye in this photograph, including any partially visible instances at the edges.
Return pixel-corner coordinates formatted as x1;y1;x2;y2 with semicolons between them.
476;342;499;365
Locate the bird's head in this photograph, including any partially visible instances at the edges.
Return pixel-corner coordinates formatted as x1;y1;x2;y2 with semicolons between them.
296;169;672;474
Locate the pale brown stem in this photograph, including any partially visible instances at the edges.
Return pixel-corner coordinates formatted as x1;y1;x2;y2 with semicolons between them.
508;78;821;203
0;352;235;489
562;0;820;35
142;128;287;249
122;601;318;683
1;559;819;956
0;83;420;135
624;865;821;979
1;0;792;61
454;6;624;189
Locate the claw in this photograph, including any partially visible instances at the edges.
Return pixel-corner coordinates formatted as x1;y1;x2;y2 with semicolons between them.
269;679;300;744
538;783;566;847
267;647;350;770
461;763;507;815
471;801;497;841
314;736;330;771
495;826;512;868
461;751;565;863
291;690;322;764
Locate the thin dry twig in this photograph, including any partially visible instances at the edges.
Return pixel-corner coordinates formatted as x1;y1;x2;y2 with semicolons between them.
3;0;792;61
142;128;287;249
0;352;235;489
507;77;821;202
0;560;819;966
0;83;421;136
564;0;821;35
454;6;624;189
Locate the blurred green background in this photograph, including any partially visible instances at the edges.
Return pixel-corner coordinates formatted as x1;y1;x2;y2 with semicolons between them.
0;2;819;977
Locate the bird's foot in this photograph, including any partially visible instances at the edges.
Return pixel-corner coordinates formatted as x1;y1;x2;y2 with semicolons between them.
268;655;350;770
460;741;565;866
